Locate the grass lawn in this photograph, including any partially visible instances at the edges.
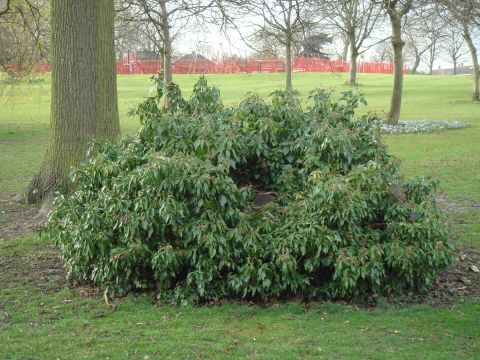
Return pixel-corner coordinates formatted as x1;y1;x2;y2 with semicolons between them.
0;72;479;359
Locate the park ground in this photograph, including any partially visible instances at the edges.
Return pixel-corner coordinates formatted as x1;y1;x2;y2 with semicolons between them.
0;72;479;359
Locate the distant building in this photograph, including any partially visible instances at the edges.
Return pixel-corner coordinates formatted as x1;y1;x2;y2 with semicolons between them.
137;51;160;60
432;65;474;76
173;53;217;74
116;51;161;75
119;51;159;61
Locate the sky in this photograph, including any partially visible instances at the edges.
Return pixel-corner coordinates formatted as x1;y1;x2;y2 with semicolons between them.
177;28;473;72
179;25;475;73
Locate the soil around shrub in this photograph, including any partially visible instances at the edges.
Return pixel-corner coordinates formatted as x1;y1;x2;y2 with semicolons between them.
0;195;40;242
390;246;480;307
1;196;478;307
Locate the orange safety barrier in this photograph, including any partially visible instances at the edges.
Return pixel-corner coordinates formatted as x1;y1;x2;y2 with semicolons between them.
25;56;408;76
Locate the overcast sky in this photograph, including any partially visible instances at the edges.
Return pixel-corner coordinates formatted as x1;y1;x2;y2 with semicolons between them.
171;15;474;72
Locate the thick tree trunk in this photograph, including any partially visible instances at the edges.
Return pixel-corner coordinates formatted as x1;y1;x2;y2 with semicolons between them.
348;39;358;86
453;60;457;76
24;0;120;204
387;17;405;125
285;38;292;92
463;26;479;101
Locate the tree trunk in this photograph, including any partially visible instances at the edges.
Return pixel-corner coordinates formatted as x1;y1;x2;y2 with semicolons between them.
348;39;358;86
163;39;172;85
453;59;457;76
463;26;479;101
285;37;292;92
411;54;420;74
159;0;172;86
387;16;405;125
24;0;120;204
342;37;350;61
428;46;435;75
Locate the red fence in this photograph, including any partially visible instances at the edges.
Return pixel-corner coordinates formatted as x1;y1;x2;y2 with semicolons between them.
29;56;407;76
116;60;161;75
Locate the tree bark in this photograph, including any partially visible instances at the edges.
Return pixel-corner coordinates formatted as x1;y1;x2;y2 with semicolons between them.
463;25;479;101
411;53;420;74
285;36;292;92
342;37;350;61
453;59;457;76
159;0;172;86
428;45;436;75
387;16;405;125
348;37;358;86
24;0;120;204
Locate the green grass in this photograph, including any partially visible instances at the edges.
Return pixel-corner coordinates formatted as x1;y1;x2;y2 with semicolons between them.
1;73;479;197
1;73;479;359
1;237;479;360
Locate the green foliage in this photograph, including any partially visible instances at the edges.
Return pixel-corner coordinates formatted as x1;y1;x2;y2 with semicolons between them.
45;76;454;304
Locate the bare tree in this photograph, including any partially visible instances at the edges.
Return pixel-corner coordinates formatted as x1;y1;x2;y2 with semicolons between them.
438;0;479;100
404;20;430;73
442;24;467;75
253;23;331;58
375;0;414;125
0;0;50;77
115;7;161;60
119;0;215;88
321;0;385;85
224;0;317;92
421;9;446;74
296;32;332;57
370;40;393;62
252;31;283;57
403;8;445;74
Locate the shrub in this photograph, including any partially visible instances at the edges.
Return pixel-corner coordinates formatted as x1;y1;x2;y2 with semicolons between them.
45;76;454;304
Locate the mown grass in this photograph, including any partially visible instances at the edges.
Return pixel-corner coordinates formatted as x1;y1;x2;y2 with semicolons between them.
0;72;479;359
1;237;479;360
1;73;479;198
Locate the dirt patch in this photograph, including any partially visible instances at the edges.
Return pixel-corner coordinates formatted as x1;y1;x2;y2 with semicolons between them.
391;246;480;307
0;195;41;242
0;195;67;292
436;195;480;215
0;242;67;292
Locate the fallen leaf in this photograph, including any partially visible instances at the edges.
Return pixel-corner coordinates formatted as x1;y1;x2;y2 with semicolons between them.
469;265;479;273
